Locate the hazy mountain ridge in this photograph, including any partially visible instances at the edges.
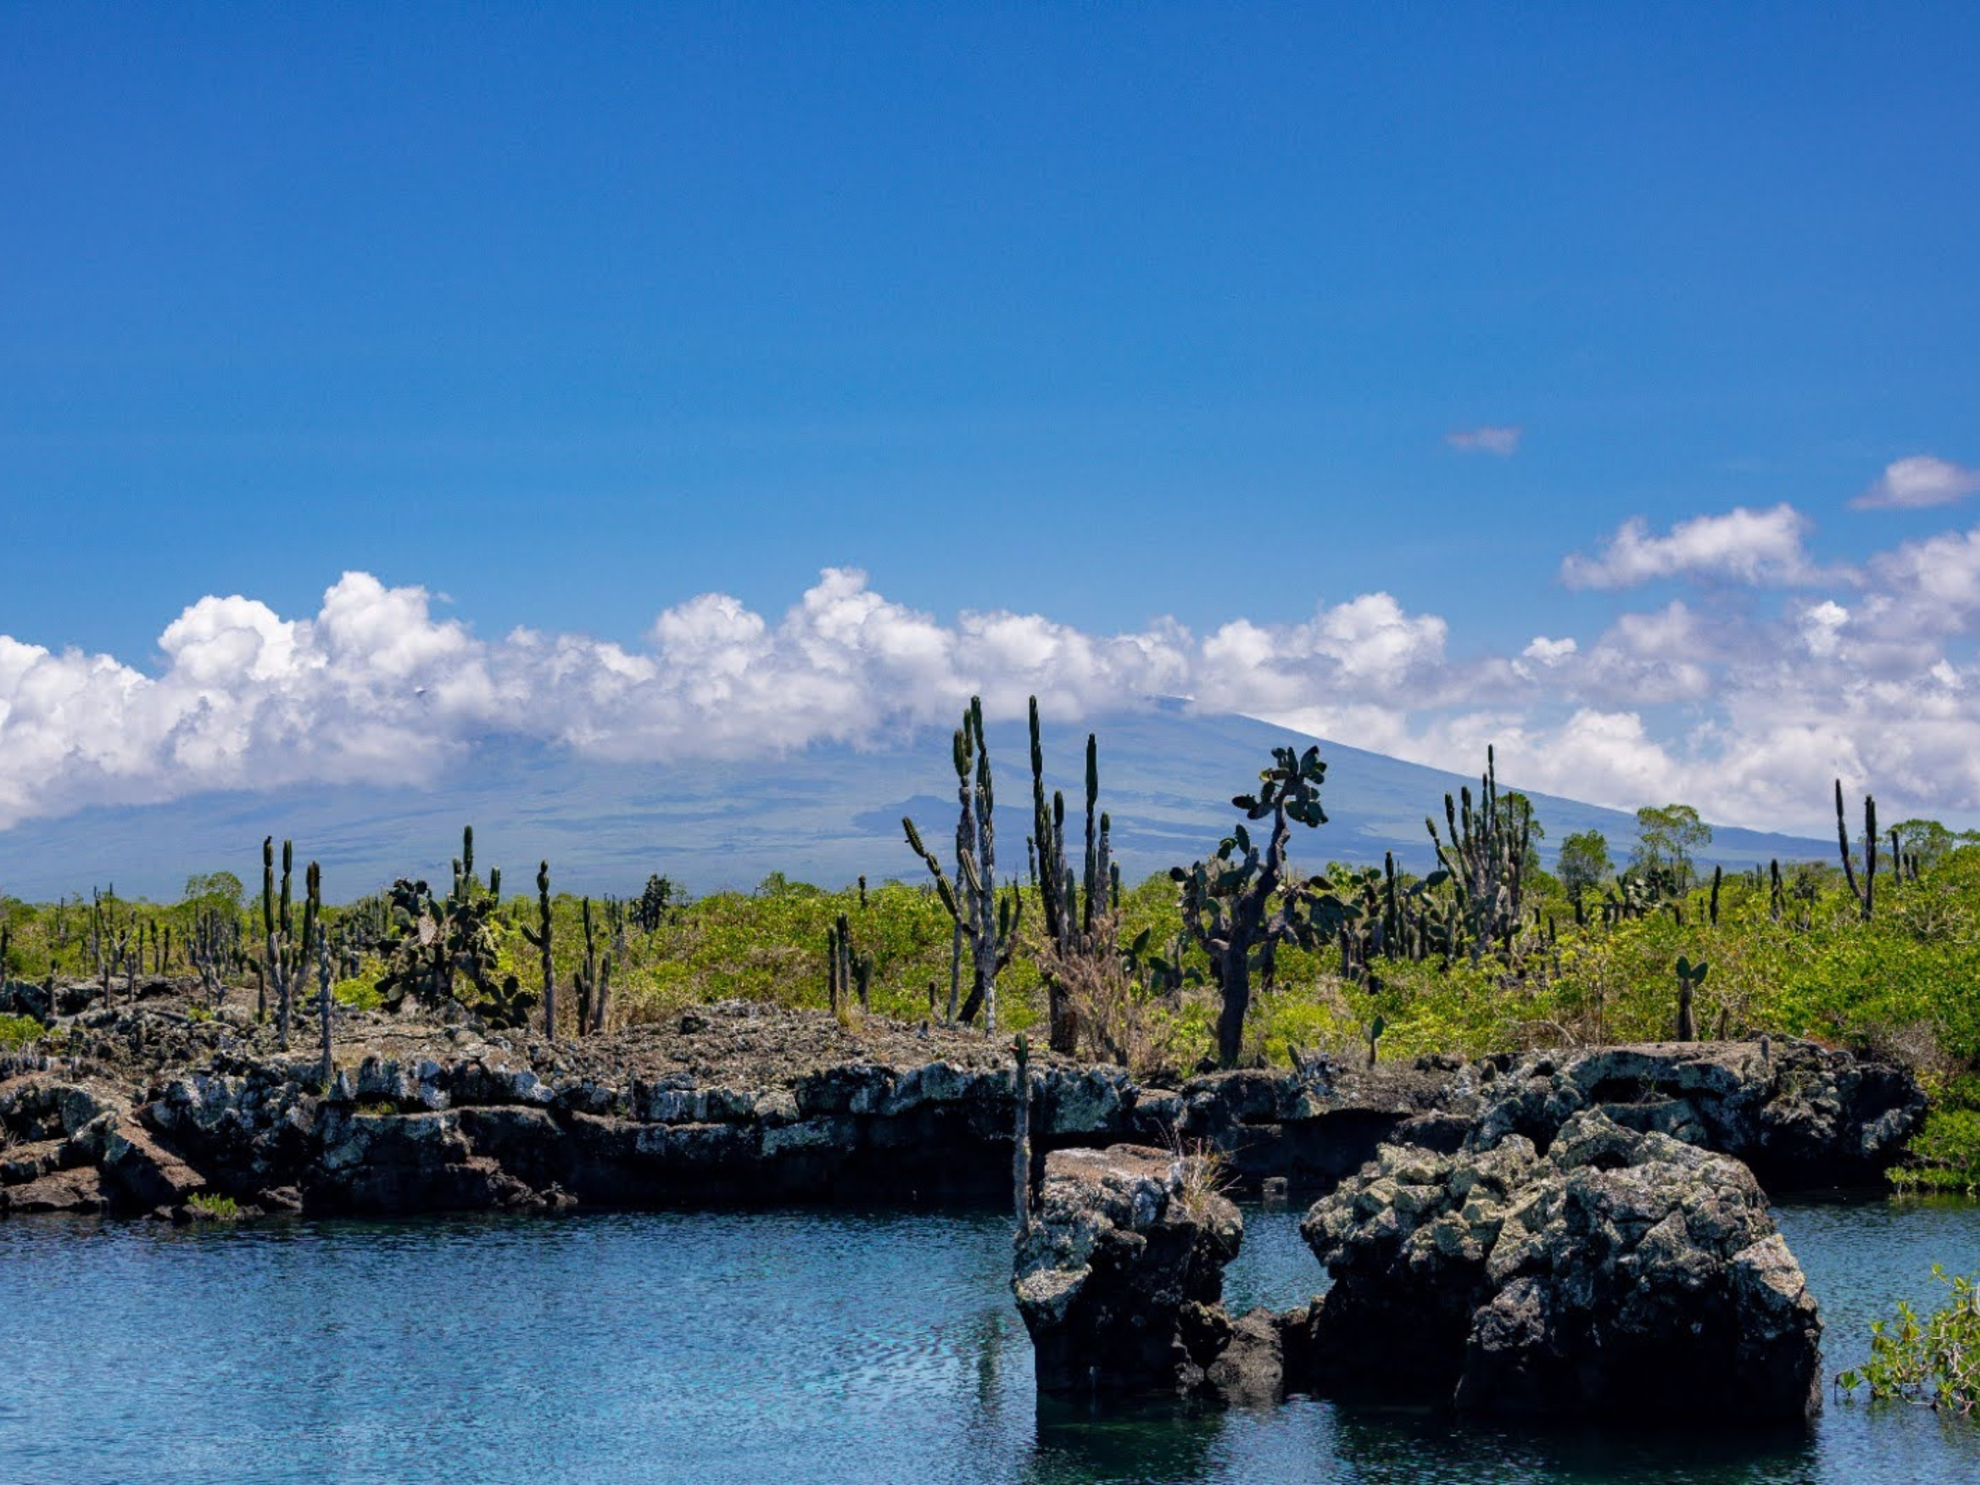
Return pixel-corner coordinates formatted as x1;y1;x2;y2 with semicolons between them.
0;709;1832;902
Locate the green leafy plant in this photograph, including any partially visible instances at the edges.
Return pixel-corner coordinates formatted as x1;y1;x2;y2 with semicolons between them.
1838;1265;1980;1415
332;976;383;1013
0;1013;44;1051
185;1192;241;1221
1892;1108;1980;1194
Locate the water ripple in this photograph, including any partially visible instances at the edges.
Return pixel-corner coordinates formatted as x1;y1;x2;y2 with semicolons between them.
1;1196;1976;1482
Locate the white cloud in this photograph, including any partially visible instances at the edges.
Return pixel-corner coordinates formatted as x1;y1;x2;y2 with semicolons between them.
1445;425;1523;456
1852;455;1980;511
18;508;1980;838
1560;504;1829;590
1797;600;1849;658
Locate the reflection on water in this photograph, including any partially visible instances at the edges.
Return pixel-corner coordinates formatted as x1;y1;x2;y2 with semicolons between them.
0;1195;1977;1483
1028;1395;1228;1484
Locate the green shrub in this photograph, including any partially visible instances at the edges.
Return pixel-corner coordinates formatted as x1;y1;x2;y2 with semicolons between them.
1893;1109;1980;1194
1839;1266;1980;1416
185;1192;241;1221
0;1013;43;1052
333;976;382;1012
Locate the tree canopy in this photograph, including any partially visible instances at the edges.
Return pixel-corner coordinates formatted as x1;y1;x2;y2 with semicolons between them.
1557;829;1612;902
1632;804;1711;890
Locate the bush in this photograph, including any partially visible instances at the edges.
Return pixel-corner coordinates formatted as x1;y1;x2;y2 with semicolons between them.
332;976;383;1012
1893;1108;1980;1194
1839;1266;1980;1416
0;1013;43;1052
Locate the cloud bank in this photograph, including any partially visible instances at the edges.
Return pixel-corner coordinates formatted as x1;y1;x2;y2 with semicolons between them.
6;507;1980;836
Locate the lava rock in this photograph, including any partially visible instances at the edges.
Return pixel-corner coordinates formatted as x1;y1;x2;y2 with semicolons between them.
1300;1109;1823;1421
1013;1144;1245;1397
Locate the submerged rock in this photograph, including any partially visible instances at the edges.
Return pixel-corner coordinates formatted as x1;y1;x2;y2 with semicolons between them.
1299;1109;1823;1421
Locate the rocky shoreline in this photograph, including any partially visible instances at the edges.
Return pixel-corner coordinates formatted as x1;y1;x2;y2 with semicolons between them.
0;978;1927;1222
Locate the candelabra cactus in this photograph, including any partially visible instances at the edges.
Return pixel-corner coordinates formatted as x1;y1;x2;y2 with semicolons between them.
262;837;315;1049
1424;747;1529;963
308;863;336;1086
1835;780;1878;922
521;861;556;1042
903;696;1023;1030
826;911;871;1015
571;897;612;1036
1029;697;1112;1054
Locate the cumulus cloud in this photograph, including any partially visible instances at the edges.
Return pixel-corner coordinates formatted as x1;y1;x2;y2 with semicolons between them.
1560;504;1827;590
15;513;1980;837
0;569;1440;830
1852;455;1980;511
1446;425;1523;456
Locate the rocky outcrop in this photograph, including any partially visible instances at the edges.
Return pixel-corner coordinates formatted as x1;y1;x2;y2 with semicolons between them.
1298;1109;1824;1421
0;1073;208;1214
1467;1039;1924;1189
1013;1144;1271;1401
0;992;1929;1222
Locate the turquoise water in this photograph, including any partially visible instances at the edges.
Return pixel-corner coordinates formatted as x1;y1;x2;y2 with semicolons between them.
2;1196;1978;1483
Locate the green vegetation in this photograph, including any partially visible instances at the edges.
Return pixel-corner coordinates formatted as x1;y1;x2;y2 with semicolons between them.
0;1014;44;1052
1839;1266;1980;1416
6;710;1980;1187
332;976;383;1013
1633;803;1712;891
184;1192;241;1220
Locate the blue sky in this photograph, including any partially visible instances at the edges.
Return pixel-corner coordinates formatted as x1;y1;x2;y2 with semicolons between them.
2;5;1978;835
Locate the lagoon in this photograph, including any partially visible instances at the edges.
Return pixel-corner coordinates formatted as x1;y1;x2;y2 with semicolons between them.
3;1197;1977;1483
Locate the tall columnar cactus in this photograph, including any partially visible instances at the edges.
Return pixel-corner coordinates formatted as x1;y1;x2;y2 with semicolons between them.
307;862;336;1086
1835;780;1878;922
574;897;596;1033
1029;697;1112;1055
1425;747;1529;964
904;696;1023;1030
521;861;556;1042
571;896;612;1036
262;836;314;1050
1173;745;1330;1070
826;911;872;1016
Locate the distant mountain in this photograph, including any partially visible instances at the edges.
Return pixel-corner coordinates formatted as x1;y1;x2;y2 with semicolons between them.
0;705;1833;902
